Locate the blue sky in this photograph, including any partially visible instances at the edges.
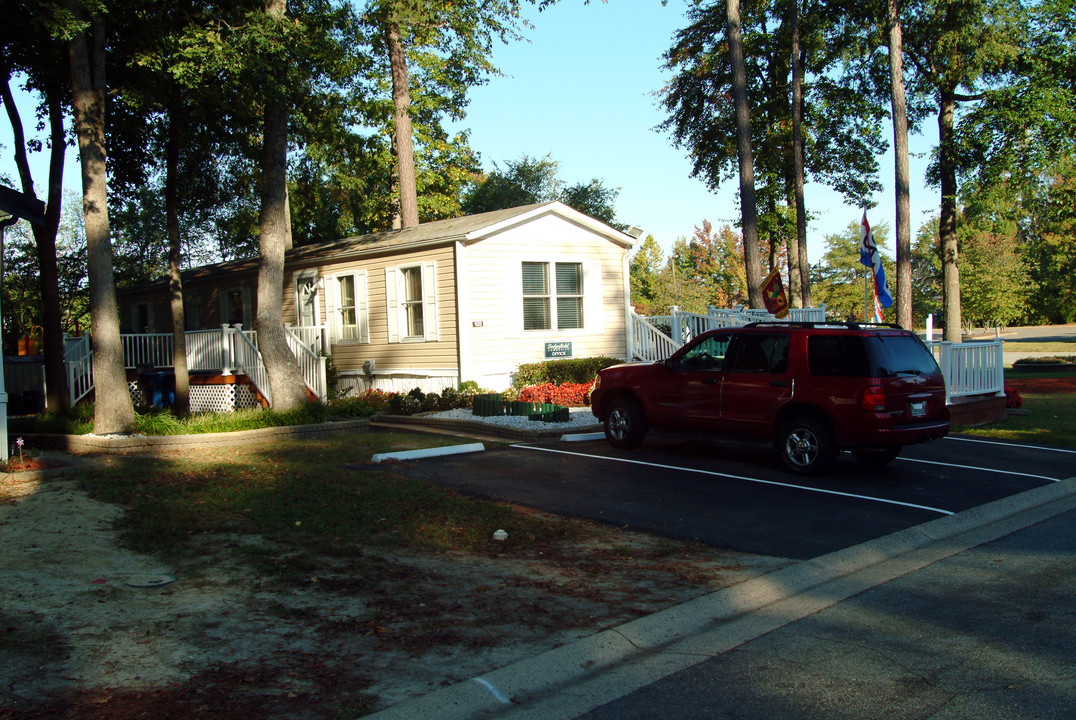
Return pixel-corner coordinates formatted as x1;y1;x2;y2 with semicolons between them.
1;0;940;263
456;0;941;260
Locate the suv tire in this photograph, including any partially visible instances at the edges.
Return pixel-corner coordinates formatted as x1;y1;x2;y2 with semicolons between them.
604;395;647;449
778;415;836;475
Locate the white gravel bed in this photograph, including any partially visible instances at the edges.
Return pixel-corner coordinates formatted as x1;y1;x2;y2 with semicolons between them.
426;407;601;430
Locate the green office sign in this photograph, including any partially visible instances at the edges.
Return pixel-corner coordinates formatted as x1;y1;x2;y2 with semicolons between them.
544;341;573;359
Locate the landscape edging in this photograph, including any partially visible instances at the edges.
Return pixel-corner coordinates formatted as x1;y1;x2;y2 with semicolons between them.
21;418;371;455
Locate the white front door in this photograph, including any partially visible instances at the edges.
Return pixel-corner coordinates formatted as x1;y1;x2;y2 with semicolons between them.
295;273;320;327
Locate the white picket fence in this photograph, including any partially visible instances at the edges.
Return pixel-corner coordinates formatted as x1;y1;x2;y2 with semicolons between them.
66;324;327;407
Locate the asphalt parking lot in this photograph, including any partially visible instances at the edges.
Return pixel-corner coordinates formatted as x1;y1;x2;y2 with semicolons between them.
382;432;1075;560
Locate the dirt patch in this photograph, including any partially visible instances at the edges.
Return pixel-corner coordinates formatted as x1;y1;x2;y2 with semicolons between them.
0;458;65;474
0;469;791;718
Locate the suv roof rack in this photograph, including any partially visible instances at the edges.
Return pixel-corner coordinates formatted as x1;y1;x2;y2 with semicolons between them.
743;321;905;330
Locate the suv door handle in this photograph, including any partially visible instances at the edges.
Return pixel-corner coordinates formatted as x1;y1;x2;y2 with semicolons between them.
770;380;788;387
702;378;720;385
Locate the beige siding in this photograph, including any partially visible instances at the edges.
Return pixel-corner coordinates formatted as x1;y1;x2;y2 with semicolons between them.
461;214;628;384
285;244;458;375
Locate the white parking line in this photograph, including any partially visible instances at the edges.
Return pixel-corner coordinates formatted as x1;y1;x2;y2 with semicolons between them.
945;436;1076;454
897;456;1061;481
511;445;955;516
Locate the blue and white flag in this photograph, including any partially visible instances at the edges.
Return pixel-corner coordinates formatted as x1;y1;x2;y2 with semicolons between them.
859;212;893;308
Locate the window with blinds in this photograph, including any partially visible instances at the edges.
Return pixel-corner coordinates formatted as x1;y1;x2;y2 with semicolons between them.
402;266;424;338
555;262;583;330
522;261;583;331
337;275;358;340
522;261;550;330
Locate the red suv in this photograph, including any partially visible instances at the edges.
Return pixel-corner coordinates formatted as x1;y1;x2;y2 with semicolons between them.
590;322;950;474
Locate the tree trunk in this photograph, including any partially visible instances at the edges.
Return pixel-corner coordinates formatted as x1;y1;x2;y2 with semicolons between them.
888;0;913;330
785;197;802;308
165;88;190;416
938;90;962;341
726;0;764;308
257;0;308;411
386;20;419;228
65;5;135;433
2;71;69;413
790;0;811;307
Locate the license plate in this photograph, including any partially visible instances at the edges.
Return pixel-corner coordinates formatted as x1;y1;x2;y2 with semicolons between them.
910;401;926;418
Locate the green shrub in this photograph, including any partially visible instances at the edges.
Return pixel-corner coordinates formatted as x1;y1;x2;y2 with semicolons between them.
513;356;622;388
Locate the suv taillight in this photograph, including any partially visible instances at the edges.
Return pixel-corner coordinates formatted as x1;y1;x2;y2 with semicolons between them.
861;385;886;412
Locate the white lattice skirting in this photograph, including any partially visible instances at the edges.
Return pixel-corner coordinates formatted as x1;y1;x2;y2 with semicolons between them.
128;380;260;413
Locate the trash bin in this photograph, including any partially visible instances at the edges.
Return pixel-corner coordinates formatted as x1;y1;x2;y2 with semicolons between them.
140;371;176;408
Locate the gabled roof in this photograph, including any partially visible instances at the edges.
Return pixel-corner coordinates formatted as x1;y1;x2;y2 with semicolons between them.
121;202;634;292
287;200;635;265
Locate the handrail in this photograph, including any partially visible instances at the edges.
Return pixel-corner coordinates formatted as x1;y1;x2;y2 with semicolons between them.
230;327;272;406
284;324;324;355
284;326;328;400
630;312;680;362
64;335;94;406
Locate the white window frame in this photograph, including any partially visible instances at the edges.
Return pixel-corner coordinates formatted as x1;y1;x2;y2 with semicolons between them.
508;257;602;337
330;270;369;344
386;261;439;343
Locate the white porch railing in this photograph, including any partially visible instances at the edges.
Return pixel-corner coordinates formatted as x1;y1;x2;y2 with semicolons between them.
230;328;272;406
284;326;328;401
118;326;260;372
930;339;1006;404
64;335;95;405
285;324;325;356
630;312;681;363
65;324;327;407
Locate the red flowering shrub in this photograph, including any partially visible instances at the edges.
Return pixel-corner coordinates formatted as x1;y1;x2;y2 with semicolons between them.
328;388;394;417
516;382;594;407
1004;385;1023;409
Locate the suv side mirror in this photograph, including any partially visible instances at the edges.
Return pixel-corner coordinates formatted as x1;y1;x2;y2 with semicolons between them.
664;357;679;372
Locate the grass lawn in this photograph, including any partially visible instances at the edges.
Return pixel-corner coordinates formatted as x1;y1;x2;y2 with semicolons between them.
1003;340;1076;354
962;393;1076;448
75;431;589;572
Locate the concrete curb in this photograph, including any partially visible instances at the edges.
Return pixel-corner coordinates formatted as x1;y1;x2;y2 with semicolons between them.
24;418;371;455
370;413;603;442
560;432;605;443
371;443;485;463
364;476;1076;720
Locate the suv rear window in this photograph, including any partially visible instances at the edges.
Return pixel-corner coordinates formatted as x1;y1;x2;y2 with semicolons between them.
808;333;940;378
870;334;941;377
808;335;872;377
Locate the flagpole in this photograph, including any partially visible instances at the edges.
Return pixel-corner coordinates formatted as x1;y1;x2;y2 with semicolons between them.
864;267;872;323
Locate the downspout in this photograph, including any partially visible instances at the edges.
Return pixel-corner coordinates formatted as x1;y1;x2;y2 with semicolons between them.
454;240;469;387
